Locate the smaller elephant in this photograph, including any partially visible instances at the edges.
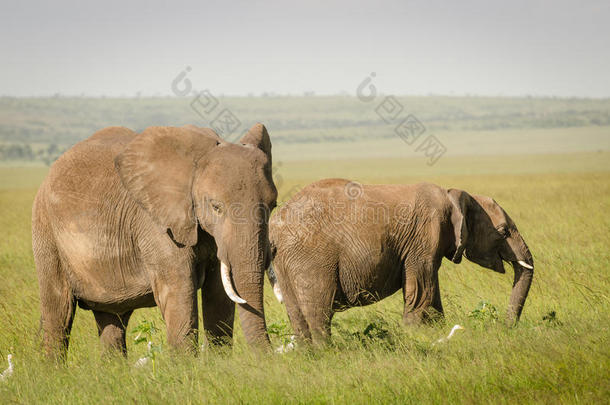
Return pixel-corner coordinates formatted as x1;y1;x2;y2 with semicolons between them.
269;179;534;344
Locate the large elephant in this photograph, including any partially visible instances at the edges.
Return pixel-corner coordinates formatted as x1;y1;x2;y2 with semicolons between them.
269;179;534;344
32;123;277;360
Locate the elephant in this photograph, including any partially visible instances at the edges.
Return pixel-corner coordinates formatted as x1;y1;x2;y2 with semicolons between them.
268;178;534;344
32;123;277;360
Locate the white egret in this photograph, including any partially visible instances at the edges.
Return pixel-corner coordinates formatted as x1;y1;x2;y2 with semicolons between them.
434;325;465;345
0;354;13;381
275;336;297;354
134;342;152;368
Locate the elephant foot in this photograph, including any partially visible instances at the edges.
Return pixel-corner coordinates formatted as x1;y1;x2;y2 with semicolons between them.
403;307;445;326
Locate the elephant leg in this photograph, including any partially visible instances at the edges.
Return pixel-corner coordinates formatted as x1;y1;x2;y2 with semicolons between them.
402;259;444;325
153;277;199;352
431;270;444;315
295;271;336;346
93;310;133;356
35;240;76;361
201;266;235;346
276;271;311;342
301;302;333;345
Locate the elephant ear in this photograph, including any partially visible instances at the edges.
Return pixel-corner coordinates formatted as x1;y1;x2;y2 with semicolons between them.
240;123;272;163
447;188;470;263
115;126;219;247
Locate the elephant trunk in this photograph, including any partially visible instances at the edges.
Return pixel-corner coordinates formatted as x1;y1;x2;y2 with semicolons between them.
506;260;534;325
233;262;269;347
225;230;270;348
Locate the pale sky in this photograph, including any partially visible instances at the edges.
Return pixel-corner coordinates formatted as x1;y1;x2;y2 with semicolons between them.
1;0;608;97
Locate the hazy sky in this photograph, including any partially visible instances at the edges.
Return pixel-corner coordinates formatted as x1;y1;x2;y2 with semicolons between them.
1;0;608;97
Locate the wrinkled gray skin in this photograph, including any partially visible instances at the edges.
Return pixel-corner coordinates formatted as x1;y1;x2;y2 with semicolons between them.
32;123;277;360
269;179;534;345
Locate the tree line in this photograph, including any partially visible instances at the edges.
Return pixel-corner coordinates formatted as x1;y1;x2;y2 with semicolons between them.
0;143;67;165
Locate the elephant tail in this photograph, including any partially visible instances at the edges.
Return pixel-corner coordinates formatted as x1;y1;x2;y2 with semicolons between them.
266;242;283;303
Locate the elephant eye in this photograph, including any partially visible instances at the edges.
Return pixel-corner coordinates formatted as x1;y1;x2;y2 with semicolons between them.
210;199;224;214
496;225;509;239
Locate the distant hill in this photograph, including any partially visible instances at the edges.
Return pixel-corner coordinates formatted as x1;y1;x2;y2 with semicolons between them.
1;95;609;163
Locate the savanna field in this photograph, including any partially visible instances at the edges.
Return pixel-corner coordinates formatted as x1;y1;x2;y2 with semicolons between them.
0;97;609;403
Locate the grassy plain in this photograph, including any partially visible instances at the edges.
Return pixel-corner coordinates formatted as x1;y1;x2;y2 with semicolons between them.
0;147;608;403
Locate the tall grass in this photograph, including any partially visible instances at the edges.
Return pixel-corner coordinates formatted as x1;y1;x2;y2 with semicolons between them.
0;152;608;404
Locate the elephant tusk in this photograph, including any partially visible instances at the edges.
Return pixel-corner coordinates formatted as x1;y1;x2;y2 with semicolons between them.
268;264;284;303
517;260;534;270
220;262;247;304
273;282;284;303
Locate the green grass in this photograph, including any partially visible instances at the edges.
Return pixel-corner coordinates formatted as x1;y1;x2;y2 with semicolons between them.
273;125;610;161
0;151;609;404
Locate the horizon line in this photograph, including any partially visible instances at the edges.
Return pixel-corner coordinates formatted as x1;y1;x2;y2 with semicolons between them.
1;93;609;101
